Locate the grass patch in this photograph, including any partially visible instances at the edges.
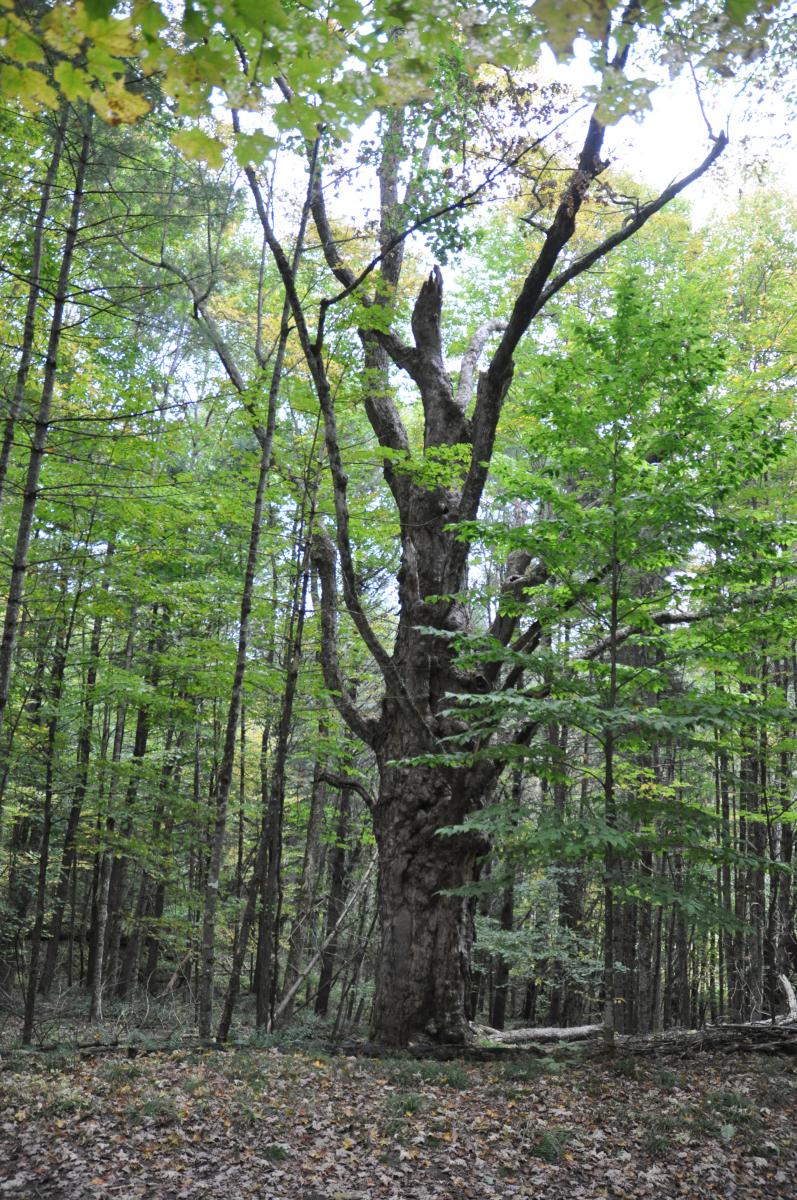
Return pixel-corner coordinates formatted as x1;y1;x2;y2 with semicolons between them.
386;1090;424;1116
380;1058;471;1089
649;1067;681;1088
609;1057;641;1080
529;1127;570;1162
639;1110;684;1155
263;1144;289;1162
181;1074;211;1096
126;1095;181;1123
100;1060;144;1084
500;1056;558;1084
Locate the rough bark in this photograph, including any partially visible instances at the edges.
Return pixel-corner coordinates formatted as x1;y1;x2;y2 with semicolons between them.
368;749;488;1045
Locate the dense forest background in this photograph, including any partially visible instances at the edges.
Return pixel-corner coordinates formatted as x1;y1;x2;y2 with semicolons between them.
1;0;797;1053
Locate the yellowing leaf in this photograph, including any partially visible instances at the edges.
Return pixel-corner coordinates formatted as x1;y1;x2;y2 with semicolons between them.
0;64;58;110
534;0;610;59
4;29;46;65
90;79;150;124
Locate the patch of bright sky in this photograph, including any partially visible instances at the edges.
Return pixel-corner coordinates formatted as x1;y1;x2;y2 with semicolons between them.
541;37;797;225
236;27;797;255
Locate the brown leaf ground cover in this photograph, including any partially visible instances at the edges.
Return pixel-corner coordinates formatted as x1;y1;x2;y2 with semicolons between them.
0;1044;795;1199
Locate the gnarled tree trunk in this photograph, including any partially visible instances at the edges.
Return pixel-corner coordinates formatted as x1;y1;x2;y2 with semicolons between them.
369;746;488;1045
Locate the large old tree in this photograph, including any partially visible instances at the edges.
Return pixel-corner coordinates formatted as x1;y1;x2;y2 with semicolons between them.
245;7;759;1045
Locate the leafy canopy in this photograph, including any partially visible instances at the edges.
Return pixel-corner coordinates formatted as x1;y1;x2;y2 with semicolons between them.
0;0;786;153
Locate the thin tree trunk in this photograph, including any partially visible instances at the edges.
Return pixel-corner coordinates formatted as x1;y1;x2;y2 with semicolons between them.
255;539;313;1028
22;603;73;1042
39;550;111;993
197;424;277;1037
490;877;514;1031
88;623;136;1022
0;106;69;506
0;114;93;754
279;731;328;1024
315;785;351;1019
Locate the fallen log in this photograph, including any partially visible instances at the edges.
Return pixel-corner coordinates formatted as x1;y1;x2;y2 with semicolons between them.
477;1023;602;1044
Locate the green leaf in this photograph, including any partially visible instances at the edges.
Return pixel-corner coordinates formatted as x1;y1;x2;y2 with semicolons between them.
233;129;277;167
85;0;117;19
725;0;760;23
533;0;611;59
54;61;92;102
588;70;656;122
173;127;226;169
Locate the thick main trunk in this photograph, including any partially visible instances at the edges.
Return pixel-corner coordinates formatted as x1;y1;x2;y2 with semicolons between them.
369;750;486;1045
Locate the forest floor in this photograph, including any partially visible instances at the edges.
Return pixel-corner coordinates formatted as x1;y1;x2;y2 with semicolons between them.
0;1041;795;1199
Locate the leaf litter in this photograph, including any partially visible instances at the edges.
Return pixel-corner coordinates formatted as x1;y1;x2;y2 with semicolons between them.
0;1046;795;1198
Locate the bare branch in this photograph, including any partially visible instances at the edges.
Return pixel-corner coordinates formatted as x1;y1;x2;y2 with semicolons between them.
273;853;377;1025
456;318;507;411
320;772;375;809
537;133;728;312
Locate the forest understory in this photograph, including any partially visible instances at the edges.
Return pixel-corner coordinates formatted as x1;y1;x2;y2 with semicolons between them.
1;1038;796;1200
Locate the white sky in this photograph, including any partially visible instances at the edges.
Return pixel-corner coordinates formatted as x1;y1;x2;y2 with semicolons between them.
241;29;797;262
540;39;797;225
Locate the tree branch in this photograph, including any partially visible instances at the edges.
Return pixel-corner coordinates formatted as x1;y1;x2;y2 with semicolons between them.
310;532;380;749
537;132;728;313
234;125;434;745
273;853;377;1025
453;112;608;559
446;123;729;597
456;318;506;411
319;772;375;809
